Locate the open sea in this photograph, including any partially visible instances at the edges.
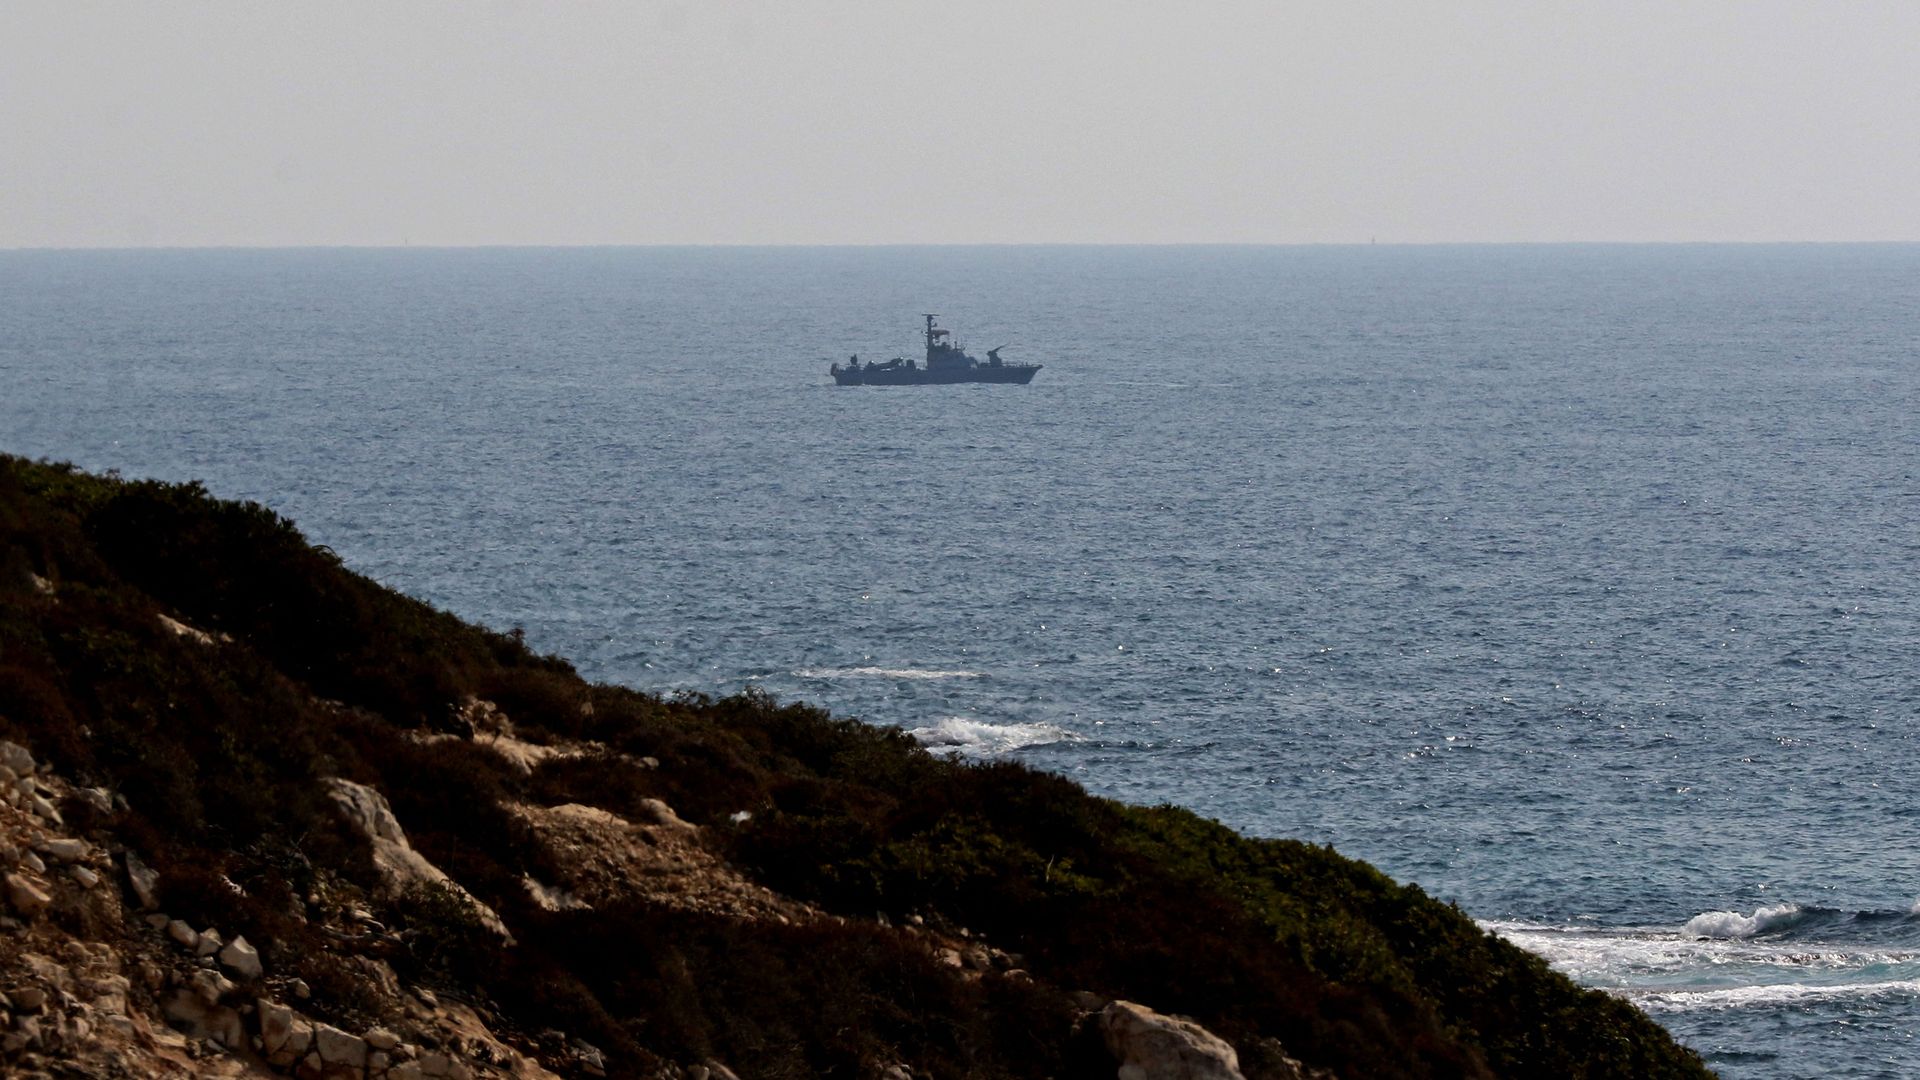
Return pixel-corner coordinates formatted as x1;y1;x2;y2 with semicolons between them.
5;244;1920;1077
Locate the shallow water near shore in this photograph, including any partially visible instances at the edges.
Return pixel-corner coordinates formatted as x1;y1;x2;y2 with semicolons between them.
6;244;1920;1076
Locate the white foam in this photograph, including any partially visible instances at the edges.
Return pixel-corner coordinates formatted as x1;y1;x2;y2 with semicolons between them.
1487;922;1700;983
1682;903;1803;939
1492;919;1920;978
795;666;986;680
1489;913;1920;1020
1631;979;1920;1013
908;717;1079;755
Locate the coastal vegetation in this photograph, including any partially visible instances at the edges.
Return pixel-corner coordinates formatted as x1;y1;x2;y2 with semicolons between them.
0;453;1710;1078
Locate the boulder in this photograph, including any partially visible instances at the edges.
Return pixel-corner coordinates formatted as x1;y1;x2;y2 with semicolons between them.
1100;1000;1245;1080
29;793;62;824
37;837;87;863
156;612;218;646
162;988;245;1048
315;1024;369;1070
637;798;698;831
4;872;52;918
219;935;263;980
186;968;235;1006
268;1016;316;1068
11;1015;42;1050
0;740;33;776
576;1040;608;1076
124;850;161;910
523;875;589;912
322;777;510;939
257;998;294;1054
75;786;115;814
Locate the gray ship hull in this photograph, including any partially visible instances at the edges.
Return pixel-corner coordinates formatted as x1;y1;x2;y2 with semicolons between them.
831;363;1040;386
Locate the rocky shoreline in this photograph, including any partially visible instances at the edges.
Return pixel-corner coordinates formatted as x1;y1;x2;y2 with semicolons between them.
1;727;1294;1080
0;456;1713;1079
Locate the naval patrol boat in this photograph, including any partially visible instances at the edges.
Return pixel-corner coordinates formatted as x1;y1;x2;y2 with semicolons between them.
830;315;1042;386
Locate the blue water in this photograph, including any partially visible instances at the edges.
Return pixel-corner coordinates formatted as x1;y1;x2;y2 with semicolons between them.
6;245;1920;1077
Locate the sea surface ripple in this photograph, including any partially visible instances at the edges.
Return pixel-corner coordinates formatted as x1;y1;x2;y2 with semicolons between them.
6;245;1920;1077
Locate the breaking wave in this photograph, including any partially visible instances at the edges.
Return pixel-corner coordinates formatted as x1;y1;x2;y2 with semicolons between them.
1632;979;1920;1013
1488;904;1920;1026
795;666;986;681
907;717;1079;756
1683;903;1807;939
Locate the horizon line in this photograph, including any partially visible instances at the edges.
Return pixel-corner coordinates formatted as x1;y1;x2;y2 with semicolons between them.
8;239;1920;253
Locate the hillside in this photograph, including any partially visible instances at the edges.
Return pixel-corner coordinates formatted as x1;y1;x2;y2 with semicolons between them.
0;454;1711;1079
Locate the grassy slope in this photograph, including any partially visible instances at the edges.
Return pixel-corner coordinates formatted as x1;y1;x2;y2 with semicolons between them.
0;455;1711;1079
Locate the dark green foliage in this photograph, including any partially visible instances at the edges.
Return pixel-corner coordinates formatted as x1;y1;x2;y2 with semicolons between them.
0;455;1713;1079
390;880;500;987
520;903;1094;1080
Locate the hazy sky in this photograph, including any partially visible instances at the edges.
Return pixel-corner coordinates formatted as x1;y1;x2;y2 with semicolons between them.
5;1;1918;246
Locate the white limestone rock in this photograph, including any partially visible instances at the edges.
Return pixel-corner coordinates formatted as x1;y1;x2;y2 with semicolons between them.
1100;1000;1246;1080
267;1015;315;1068
186;968;235;1006
125;851;161;910
0;741;33;777
4;872;52;918
75;786;114;814
218;935;263;980
322;777;511;940
316;1024;369;1070
156;612;218;646
638;798;698;831
257;998;293;1054
522;875;589;912
37;837;87;862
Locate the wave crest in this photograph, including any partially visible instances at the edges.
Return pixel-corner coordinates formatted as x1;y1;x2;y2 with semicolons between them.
1682;903;1805;939
795;666;985;680
908;717;1078;755
1634;978;1920;1012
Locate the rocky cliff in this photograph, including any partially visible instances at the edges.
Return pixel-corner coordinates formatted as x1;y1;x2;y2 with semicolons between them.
0;455;1712;1079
